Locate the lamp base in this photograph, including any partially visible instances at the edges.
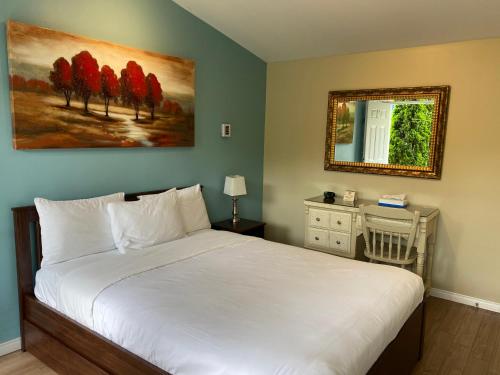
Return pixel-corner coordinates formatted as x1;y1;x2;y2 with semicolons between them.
232;197;240;224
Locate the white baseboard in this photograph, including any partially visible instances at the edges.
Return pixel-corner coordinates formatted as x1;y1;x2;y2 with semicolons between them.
0;337;21;357
430;288;500;313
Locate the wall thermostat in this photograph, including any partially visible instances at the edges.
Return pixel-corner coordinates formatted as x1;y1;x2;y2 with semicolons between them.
221;123;231;137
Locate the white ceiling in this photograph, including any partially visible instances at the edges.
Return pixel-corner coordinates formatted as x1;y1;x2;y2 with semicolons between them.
173;0;500;62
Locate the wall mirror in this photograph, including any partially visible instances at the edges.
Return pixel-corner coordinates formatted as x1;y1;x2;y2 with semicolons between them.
324;86;450;179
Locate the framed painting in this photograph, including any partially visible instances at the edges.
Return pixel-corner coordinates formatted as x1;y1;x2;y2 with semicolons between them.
6;20;195;149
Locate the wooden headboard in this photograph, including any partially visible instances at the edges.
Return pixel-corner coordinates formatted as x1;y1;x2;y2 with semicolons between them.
11;187;192;299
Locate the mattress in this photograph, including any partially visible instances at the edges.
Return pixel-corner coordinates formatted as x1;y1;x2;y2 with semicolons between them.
35;229;423;375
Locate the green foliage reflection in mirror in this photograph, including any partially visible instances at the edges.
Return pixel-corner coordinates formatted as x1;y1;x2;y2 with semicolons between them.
389;103;434;167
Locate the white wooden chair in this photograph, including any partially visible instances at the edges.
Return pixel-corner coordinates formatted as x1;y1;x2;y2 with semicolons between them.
360;204;421;270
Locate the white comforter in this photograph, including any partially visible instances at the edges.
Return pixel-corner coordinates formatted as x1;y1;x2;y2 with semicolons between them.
35;229;423;375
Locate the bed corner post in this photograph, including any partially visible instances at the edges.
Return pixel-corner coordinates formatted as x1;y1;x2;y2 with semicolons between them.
12;206;37;351
419;298;427;361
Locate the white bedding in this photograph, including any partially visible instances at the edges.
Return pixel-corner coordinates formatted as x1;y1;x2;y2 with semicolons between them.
35;229;423;375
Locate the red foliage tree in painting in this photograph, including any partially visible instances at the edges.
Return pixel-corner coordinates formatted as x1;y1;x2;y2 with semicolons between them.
162;99;172;113
171;101;183;115
145;73;163;120
120;61;147;120
10;74;27;90
71;51;100;113
49;57;73;106
162;99;183;115
26;79;52;93
100;65;120;117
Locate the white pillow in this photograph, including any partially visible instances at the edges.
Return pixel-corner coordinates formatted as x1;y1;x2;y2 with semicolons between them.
107;188;185;253
140;184;211;233
35;192;125;267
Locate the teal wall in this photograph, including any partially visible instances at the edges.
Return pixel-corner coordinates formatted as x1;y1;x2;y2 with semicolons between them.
0;0;266;343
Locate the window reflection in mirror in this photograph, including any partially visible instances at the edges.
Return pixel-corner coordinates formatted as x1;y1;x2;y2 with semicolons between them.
335;99;435;166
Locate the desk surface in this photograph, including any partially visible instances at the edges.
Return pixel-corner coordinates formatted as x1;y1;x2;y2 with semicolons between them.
305;196;438;217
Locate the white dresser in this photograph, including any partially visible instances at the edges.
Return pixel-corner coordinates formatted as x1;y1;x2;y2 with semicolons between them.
304;197;359;258
304;196;439;291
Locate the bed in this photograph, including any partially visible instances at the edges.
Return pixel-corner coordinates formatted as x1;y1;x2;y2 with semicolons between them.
12;188;425;375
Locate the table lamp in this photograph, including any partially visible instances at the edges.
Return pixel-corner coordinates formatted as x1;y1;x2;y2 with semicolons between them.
224;175;247;223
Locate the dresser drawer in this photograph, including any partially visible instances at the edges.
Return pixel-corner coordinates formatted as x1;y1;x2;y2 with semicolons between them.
330;211;351;232
309;208;330;229
329;231;350;253
308;228;329;248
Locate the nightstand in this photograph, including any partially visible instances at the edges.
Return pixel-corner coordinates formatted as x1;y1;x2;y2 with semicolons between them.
211;218;265;238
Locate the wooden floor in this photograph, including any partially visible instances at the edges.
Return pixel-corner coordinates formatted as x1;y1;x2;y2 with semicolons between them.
413;297;500;375
0;350;56;375
0;297;498;375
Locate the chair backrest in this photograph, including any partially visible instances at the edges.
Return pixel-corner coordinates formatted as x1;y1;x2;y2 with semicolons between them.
360;204;420;262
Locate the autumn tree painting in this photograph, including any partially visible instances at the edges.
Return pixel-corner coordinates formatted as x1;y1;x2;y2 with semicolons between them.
7;21;195;149
120;61;147;120
49;57;73;106
100;65;120;117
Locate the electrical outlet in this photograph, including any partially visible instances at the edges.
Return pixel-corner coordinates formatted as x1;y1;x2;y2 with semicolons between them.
221;123;231;137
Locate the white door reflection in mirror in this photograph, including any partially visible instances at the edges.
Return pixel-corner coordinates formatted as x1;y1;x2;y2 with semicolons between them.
364;101;393;164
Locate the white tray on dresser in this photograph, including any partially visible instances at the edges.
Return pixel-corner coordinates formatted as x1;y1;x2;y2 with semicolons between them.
304;196;439;292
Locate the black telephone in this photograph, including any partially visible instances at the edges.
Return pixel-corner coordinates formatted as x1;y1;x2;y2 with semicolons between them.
323;191;335;201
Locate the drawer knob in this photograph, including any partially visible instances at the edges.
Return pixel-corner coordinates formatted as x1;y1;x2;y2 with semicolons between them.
336;240;341;245
337;220;342;225
315;236;320;241
316;217;320;222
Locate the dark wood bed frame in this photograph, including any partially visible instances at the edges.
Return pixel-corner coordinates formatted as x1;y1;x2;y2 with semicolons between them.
12;188;425;375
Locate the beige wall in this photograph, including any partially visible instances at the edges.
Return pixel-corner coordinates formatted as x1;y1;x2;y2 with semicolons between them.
263;39;500;303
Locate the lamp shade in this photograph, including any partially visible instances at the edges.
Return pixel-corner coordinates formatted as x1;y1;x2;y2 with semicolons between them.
224;175;247;197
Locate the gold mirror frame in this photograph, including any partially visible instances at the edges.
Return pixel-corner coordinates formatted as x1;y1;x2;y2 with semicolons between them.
324;86;450;179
